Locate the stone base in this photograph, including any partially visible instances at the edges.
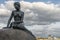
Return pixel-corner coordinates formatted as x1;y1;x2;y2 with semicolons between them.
0;29;36;40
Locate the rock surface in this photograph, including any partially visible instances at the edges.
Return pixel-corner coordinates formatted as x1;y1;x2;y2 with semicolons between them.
0;28;36;40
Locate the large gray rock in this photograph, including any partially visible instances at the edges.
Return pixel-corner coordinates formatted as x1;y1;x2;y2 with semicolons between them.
0;29;36;40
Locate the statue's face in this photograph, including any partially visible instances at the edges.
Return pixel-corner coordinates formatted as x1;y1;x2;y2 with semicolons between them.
14;2;20;10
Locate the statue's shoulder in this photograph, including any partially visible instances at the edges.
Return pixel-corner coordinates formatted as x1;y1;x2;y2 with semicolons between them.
20;11;24;14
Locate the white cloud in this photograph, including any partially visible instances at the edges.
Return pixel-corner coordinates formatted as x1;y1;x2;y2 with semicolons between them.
0;8;10;15
0;23;6;29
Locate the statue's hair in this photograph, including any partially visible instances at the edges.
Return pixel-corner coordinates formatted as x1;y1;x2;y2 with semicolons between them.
14;2;20;6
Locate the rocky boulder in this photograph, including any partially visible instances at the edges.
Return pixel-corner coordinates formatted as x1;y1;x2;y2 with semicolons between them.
0;28;36;40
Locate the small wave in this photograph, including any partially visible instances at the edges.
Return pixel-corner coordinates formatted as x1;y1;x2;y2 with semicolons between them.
0;23;6;29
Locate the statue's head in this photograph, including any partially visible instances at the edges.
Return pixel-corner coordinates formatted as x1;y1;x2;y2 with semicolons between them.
14;2;20;10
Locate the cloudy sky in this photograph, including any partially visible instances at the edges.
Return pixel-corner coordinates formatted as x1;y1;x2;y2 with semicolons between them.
0;0;60;37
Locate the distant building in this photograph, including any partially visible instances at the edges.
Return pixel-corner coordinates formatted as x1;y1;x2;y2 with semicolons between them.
54;37;60;40
37;37;48;40
48;35;54;40
36;35;60;40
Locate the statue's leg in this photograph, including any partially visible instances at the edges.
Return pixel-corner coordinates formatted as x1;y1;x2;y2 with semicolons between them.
10;22;16;28
11;22;21;29
23;28;36;38
21;27;36;38
17;23;36;38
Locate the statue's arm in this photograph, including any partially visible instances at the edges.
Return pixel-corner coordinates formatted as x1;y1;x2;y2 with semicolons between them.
7;11;14;27
21;12;24;22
